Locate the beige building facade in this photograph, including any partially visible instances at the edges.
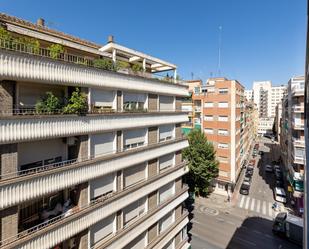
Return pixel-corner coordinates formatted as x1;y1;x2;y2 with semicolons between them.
0;13;190;249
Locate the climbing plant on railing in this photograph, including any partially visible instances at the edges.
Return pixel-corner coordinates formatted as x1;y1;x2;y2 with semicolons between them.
48;44;64;59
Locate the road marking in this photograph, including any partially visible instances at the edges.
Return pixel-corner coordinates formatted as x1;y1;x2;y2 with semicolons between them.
239;195;245;208
250;198;255;211
245;197;250;210
262;201;267;215
268;202;273;217
256;199;261;213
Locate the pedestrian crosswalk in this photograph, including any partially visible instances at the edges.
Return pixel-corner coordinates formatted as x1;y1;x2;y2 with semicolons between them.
237;195;277;218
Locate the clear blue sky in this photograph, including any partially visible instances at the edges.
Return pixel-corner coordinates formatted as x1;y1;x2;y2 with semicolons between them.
1;0;306;89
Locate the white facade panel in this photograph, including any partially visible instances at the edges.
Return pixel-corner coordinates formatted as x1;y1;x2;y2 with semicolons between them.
159;211;174;233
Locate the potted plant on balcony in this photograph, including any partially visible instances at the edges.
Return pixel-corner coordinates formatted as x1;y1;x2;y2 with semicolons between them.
63;88;88;115
131;63;144;76
93;58;117;71
35;92;62;114
48;44;64;59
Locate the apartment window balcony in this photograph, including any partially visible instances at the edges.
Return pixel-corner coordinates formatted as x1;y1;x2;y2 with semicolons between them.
0;36;186;86
292;137;305;147
0;112;188;145
291;84;304;96
292;104;304;113
0;163;188;249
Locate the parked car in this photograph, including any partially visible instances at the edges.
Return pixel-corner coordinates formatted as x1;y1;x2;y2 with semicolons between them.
244;176;252;184
276;179;284;188
240;182;250;195
275;171;283;180
274;187;287;203
265;164;273;173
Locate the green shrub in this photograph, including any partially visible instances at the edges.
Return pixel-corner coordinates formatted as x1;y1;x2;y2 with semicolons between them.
0;27;12;40
117;60;130;70
63;88;88;114
131;63;143;72
48;44;64;59
35;92;61;114
18;36;40;54
93;58;117;71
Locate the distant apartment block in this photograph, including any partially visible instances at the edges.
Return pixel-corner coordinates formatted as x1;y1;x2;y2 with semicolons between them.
181;80;203;135
192;78;256;196
0;13;190;249
280;76;305;216
244;89;253;102
251;81;286;135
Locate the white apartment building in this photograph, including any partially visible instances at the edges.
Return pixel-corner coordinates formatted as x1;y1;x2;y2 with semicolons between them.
251;81;286;134
244;89;253;101
280;76;305;215
0;14;190;249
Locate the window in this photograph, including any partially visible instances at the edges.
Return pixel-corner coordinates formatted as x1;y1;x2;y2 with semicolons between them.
204;102;213;108
123;128;147;150
90;173;115;200
90;132;116;157
219;170;229;177
218;116;229;123
204;128;214;134
218;156;229;163
159;211;174;233
123;197;146;226
123;163;146;188
123;92;147;111
218;129;229;136
204;115;213;121
218;143;229;149
159;95;175;111
90;215;115;246
218;102;228;108
159;153;174;172
91;89;116;109
159;124;174;142
218;88;228;94
159;182;175;204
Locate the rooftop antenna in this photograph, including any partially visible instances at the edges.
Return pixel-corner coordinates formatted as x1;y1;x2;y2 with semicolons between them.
191;72;194;80
217;26;222;76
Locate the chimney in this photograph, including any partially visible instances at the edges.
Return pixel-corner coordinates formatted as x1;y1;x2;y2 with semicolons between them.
37;18;45;27
108;35;114;43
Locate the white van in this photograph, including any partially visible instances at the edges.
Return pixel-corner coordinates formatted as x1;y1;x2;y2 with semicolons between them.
275;187;287;203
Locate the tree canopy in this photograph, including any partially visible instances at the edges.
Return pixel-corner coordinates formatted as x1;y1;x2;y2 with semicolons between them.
182;129;219;196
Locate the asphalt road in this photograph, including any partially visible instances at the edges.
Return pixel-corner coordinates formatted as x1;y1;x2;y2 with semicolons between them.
189;138;301;249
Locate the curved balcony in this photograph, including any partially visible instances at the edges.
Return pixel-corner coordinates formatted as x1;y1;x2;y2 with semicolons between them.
0;164;188;249
0;49;188;96
0;112;188;144
0;138;188;209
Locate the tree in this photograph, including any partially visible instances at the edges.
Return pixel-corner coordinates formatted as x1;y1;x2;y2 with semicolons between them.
182;129;219;196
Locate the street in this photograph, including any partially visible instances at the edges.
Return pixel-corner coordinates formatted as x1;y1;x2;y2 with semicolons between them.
189;138;301;249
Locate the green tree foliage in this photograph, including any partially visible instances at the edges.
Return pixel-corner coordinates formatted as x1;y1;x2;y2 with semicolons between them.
0;27;12;40
63;88;88;114
35;92;61;114
182;129;219;196
48;44;64;59
18;36;40;54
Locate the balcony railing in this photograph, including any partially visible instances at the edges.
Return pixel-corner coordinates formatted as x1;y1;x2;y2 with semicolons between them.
292;137;305;147
0;36;186;85
292;105;304;113
0;136;186;181
291;84;304;96
0;163;188;248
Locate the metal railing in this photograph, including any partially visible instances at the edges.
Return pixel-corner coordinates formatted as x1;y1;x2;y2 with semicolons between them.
0;36;186;85
0;136;185;180
0;105;182;116
0;191;115;247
